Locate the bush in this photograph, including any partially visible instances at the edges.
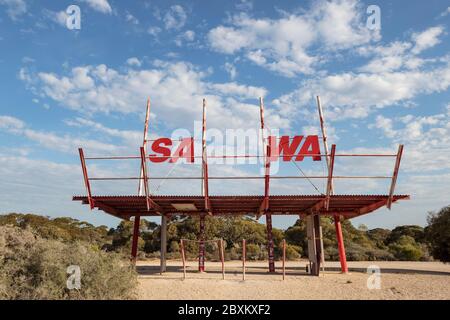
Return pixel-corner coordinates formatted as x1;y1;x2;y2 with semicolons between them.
425;205;450;263
0;225;137;300
285;245;301;260
388;235;424;261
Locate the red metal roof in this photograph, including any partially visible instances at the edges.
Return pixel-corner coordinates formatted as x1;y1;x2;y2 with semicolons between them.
72;194;409;220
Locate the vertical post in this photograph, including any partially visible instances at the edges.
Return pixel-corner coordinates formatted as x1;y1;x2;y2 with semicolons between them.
242;239;246;281
317;96;347;272
219;239;225;280
198;215;206;272
334;215;348;273
139;98;151;196
131;215;141;264
180;239;186;280
78;148;94;209
266;212;275;273
313;214;322;276
201;98;211;214
306;215;319;276
260;98;275;273
160;215;167;274
387;144;404;209
282;239;286;280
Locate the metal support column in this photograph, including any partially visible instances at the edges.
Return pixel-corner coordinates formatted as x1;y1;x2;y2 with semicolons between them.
266;212;275;272
160;215;167;273
131;215;141;264
334;215;348;273
198;215;206;272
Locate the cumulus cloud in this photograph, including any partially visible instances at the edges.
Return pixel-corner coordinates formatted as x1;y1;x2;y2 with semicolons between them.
42;9;68;27
0;115;122;155
126;57;142;67
163;5;187;30
275;60;450;121
207;0;379;77
411;26;444;54
0;0;27;20
80;0;112;14
20;61;287;131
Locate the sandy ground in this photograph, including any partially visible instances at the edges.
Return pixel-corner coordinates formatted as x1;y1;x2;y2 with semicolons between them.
137;259;450;300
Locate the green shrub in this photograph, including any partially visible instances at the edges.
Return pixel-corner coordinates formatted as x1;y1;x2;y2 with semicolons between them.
388;235;424;261
0;225;137;300
285;245;301;260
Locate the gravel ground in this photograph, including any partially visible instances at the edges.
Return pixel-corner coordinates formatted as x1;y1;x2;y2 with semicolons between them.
137;259;450;300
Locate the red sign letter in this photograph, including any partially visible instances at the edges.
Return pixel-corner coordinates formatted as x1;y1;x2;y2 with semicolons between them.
296;135;321;161
149;138;172;163
268;135;303;161
170;137;194;163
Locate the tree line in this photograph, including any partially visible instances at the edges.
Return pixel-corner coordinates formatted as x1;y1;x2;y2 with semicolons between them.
0;205;449;263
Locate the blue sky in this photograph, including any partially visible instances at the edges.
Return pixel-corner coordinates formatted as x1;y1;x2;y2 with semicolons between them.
0;0;449;230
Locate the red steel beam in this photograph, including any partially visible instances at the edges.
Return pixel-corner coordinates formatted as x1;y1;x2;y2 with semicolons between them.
198;215;206;272
325;144;336;210
140;146;151;211
242;239;246;281
387;144;404;209
138;98;151;196
358;198;388;215
139;147;164;214
78;148;94;210
202;99;212;214
266;210;275;273
334;215;348;273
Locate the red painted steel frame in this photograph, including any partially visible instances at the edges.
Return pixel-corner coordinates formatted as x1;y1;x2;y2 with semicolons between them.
198;215;206;272
334;215;348;273
282;239;286;280
138;98;151;196
260;97;275;273
140;146;150;211
131;215;140;263
78;148;94;209
325;144;336;210
387;144;404;209
242;239;246;281
202;99;211;214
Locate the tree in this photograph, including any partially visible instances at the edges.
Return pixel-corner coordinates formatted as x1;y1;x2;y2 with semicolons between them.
425;205;450;263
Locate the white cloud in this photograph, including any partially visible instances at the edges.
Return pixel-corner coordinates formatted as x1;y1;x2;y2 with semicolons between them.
0;0;26;20
175;30;195;46
411;26;444;54
207;0;379;77
125;11;139;25
0;115;122;155
42;9;68;27
209;82;267;99
79;0;112;14
126;57;142;67
147;26;162;38
20;61;281;131
440;7;450;17
275;61;450;121
223;62;237;80
163;5;187;30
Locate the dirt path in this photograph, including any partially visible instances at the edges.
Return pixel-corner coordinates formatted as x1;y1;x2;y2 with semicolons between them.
137;260;450;300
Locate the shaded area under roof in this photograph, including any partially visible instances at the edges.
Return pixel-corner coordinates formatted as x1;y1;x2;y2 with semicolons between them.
73;194;410;220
